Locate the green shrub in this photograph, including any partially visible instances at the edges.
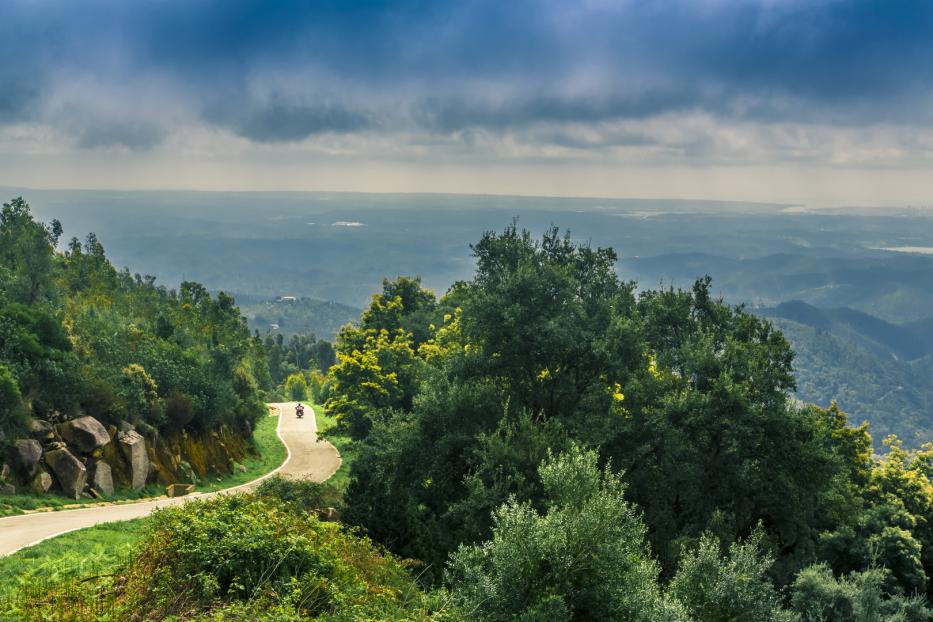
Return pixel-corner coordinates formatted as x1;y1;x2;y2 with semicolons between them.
446;445;686;621
791;564;932;622
670;531;796;622
164;390;195;428
115;495;436;620
285;372;309;401
255;475;342;512
0;363;25;438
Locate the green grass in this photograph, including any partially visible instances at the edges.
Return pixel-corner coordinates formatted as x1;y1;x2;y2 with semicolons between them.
0;483;167;518
0;413;286;517
0;518;149;602
314;402;356;490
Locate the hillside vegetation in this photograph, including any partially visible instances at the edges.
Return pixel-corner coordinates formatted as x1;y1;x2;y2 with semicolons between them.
325;225;933;617
758;301;933;445
0;197;271;499
241;296;360;341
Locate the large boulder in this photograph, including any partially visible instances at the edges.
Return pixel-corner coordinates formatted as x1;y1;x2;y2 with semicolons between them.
31;468;53;494
8;439;42;478
119;430;149;491
60;416;111;453
27;418;54;441
0;483;14;495
44;448;88;499
89;460;114;497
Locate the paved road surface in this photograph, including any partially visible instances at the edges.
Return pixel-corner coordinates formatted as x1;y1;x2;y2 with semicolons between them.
0;402;340;556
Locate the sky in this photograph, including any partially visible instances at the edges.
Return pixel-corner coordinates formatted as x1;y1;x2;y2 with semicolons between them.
2;0;933;206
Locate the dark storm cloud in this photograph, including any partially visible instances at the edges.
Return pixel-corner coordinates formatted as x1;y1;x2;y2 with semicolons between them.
74;121;166;151
2;0;933;148
207;101;373;143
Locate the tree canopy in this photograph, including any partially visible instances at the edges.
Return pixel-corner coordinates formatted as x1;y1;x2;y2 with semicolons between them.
0;197;268;437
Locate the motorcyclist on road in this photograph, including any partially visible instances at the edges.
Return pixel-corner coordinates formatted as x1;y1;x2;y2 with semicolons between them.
295;403;305;418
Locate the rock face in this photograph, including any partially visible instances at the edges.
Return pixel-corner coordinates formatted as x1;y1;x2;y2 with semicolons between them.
27;418;54;440
44;448;88;499
31;469;53;493
60;416;111;453
0;483;14;495
9;439;42;478
90;460;114;497
119;430;149;491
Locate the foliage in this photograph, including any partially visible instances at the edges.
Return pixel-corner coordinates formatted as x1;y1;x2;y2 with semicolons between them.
243;296;360;342
311;402;356;491
255;475;342;513
0;363;25;437
764;304;933;446
89;495;438;621
446;445;686;621
285;372;310;401
324;277;436;439
264;331;336;386
335;224;933;603
670;531;796;622
791;564;932;622
819;437;933;600
0;197;268;441
0;197;62;305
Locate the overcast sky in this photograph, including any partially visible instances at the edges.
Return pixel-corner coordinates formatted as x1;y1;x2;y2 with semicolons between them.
2;0;932;205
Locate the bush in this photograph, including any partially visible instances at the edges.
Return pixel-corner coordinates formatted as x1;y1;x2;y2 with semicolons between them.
669;531;796;622
164;390;195;428
791;563;932;622
116;495;436;620
446;444;686;621
284;372;309;401
0;364;25;439
255;475;342;512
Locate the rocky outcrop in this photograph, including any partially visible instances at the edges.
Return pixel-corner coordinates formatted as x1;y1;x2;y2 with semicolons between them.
8;439;42;478
27;418;54;440
5;411;253;500
60;417;111;453
31;468;53;494
119;430;149;491
44;448;87;499
89;460;114;497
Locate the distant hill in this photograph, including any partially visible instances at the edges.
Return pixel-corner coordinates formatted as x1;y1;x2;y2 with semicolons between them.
756;301;933;446
239;297;360;341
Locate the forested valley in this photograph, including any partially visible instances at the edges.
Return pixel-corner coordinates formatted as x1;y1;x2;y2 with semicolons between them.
2;199;932;620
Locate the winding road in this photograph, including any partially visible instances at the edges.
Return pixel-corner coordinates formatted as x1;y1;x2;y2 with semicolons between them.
0;402;340;556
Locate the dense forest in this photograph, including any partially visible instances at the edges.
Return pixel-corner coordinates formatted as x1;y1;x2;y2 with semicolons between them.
241;296;360;341
758;301;933;446
320;225;933;619
0;198;270;497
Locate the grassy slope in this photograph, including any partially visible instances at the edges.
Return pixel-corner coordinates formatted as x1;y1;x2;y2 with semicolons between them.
0;412;286;517
314;402;355;490
0;519;148;602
